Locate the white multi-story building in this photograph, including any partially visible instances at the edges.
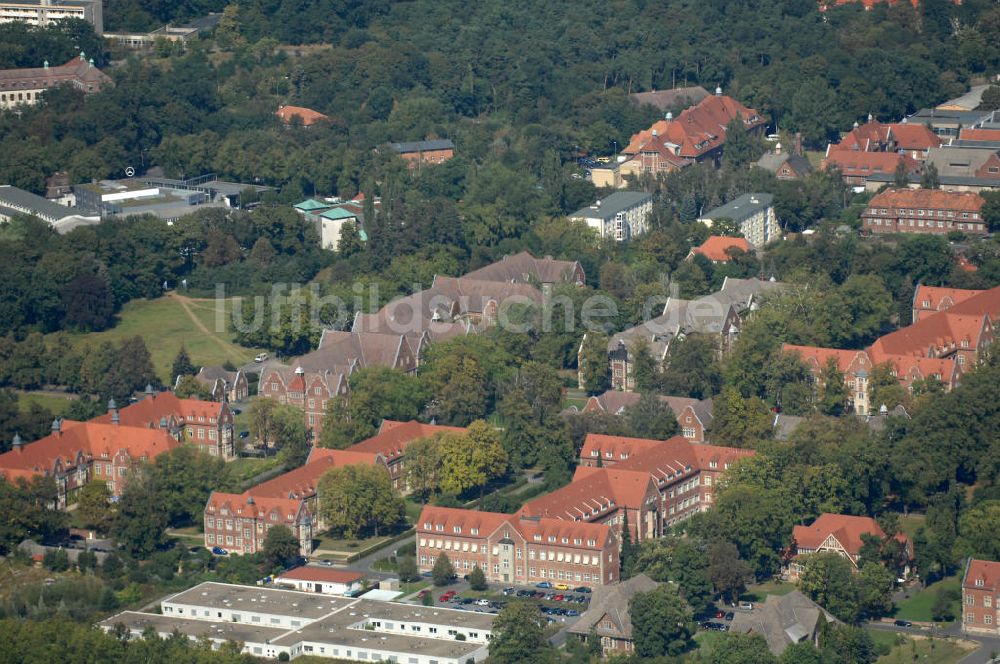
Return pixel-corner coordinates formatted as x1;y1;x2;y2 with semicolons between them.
698;193;778;248
569;191;653;241
0;0;103;34
99;582;494;663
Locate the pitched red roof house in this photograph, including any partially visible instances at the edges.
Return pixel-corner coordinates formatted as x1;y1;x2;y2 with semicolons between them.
822;151;920;185
869;311;990;365
0;419;180;506
624;93;767;163
912;285;982;322
861;188;986;236
959;128;1000;142
962;558;1000;635
689;236;753;263
349;420;465;461
828;120;941;159
274;566;365;585
789;513;911;578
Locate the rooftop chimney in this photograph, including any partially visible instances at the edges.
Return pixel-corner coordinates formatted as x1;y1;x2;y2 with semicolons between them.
43;60;49;70
665;111;673;120
715;85;722;95
775;142;782;155
867;112;873;123
51;418;61;434
12;433;22;451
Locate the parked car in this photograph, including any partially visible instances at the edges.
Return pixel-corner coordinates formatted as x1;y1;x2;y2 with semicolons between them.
416;590;430;598
714;611;726;619
574;587;591;593
536;581;552;589
554;583;571;591
553;594;564;602
565;609;580;617
724;612;735;621
894;619;913;628
211;546;228;555
502;587;515;596
439;593;455;602
738;601;753;611
318;559;334;566
254;353;268;362
476;599;490;607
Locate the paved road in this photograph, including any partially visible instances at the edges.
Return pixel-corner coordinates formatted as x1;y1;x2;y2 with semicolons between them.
867;621;1000;664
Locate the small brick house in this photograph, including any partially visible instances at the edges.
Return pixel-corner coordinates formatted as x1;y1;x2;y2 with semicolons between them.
963;558;1000;636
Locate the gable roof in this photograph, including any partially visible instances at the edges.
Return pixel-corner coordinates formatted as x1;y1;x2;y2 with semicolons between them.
913;285;982;313
567;574;660;639
290;330;412;373
274;566;365;585
624;94;767;159
349;420;465;460
629;86;710;111
0;420;179;481
869;311;988;358
462;252;583;285
792;513;887;556
782;344;872;375
756;152;814;177
416;504;612;549
964;558;1000;591
823;150;920;177
690;236;752;262
925;146;1000;178
92;391;225;428
959;128;1000;142
729;590;838;655
275;105;330;126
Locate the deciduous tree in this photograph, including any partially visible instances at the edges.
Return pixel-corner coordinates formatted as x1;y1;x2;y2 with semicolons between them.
630;584;696;658
317;464;404;538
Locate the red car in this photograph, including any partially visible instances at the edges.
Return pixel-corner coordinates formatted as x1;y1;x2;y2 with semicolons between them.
714;611;726;619
417;590;431;598
439;591;455;602
553;594;564;602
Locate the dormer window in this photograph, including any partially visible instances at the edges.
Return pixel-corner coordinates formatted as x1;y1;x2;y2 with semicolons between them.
453;526;461;534
561;537;568;544
976;579;985;587
470;528;478;535
591;450;598;456
533;534;541;541
436;524;444;531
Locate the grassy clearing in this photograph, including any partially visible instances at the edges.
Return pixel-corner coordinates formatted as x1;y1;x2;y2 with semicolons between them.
894;575;961;623
17;391;79;416
56;296;258;384
314;534;395;556
742;578;798;602
224;457;283;488
874;634;971;664
898;513;926;541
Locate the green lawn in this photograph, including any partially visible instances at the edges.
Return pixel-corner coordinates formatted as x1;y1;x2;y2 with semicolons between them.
894;575;961;623
693;630;726;659
55;295;259;384
224;457;283;489
874;634;971;664
17;391;79;416
742;579;798;603
898;513;926;541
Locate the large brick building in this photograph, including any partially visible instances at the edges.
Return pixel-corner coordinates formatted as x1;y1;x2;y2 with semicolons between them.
861;189;986;236
783;345;875;416
0;417;179;508
528;434;752;538
391;139;455;169
203;420;463;555
911;285;982;323
92;389;236;460
822;151;920;187
963;558;1000;636
622;91;767;169
827;119;942;161
416;505;619;588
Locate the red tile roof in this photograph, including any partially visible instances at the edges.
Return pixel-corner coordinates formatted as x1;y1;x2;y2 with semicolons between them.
92;392;225;428
964;559;1000;591
275;566;365;584
866;349;960;387
888;123;944;151
866;188;984;214
417;505;612;550
205;491;305;523
579;434;665;463
0;420;179;481
830;121;941;154
624;94;766;160
783;344;872;375
690;236;752;262
870;312;987;358
959;128;1000;142
251;449;383;500
913;285;982;314
823;151;919;178
275;105;330;126
792;513;888;556
349;420;466;459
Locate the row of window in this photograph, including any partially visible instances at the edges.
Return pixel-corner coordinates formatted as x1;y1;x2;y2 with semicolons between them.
869;218;984;231
966;613;994;625
966;594;994;607
871;207;978;219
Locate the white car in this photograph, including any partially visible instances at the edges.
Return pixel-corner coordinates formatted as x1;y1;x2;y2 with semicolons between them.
254;353;268;363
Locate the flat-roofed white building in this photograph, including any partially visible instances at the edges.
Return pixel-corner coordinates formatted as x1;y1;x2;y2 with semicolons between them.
697;193;778;248
0;0;103;34
99;581;493;663
569;191;653;241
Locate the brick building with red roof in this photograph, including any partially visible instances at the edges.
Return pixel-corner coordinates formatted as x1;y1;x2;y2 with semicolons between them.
822;151;920;186
0;416;180;508
92;388;236;459
912;285;983;323
202;420;466;555
688;236;753;263
861;189;986;236
783;345;874;415
959;128;1000;143
582;392;714;443
521;435;752;540
786;513;912;580
828;120;942;161
963;558;1000;636
623;92;767;170
416;505;619;587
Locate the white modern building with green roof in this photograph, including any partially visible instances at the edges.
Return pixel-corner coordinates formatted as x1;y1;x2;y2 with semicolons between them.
293;198;370;251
